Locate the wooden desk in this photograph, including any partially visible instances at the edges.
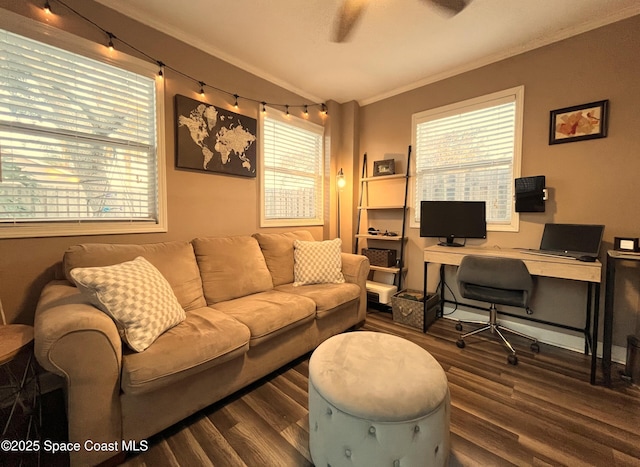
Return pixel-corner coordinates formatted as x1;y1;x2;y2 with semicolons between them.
423;245;602;384
603;250;640;387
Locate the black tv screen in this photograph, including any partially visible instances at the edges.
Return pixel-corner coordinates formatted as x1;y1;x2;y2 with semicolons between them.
420;200;487;247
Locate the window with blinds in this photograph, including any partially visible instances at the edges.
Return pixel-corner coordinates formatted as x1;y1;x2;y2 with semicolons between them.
260;109;324;227
412;86;524;231
0;21;165;238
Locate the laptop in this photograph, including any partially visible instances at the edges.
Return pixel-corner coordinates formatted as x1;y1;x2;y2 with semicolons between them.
523;223;604;260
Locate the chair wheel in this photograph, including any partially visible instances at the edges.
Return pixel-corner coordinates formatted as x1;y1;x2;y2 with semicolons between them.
508;354;518;365
455;323;463;331
456;339;465;349
530;342;540;353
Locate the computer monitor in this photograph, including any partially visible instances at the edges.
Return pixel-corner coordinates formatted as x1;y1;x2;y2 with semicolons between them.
420;200;487;247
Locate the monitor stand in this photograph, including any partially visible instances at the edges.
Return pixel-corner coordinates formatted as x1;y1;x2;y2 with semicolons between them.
438;236;465;247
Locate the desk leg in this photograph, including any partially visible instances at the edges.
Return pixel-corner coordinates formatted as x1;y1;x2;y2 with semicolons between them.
590;282;600;385
423;261;428;333
603;256;615;387
585;283;593;355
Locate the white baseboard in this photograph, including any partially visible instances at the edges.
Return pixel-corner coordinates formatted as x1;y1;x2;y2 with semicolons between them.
443;306;627;364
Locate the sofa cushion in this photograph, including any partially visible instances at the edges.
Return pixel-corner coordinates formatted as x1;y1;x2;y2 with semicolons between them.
275;282;361;318
193;236;274;304
253;230;315;286
69;257;186;352
63;241;206;311
121;307;250;395
293;238;345;286
212;290;316;346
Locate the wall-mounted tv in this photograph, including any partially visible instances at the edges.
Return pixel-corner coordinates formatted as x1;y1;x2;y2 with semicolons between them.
420;200;487;247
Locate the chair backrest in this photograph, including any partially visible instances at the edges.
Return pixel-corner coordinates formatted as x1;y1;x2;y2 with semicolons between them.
457;255;533;308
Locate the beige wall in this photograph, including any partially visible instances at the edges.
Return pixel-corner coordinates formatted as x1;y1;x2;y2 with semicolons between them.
0;0;329;324
358;15;640;350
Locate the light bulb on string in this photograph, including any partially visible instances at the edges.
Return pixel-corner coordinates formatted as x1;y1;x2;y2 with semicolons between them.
304;105;309;117
261;102;267;114
199;81;205;98
157;61;164;79
285;105;289;116
106;32;115;52
43;1;52;15
233;94;239;109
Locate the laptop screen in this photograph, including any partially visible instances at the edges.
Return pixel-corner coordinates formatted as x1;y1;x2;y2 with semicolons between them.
539;224;604;255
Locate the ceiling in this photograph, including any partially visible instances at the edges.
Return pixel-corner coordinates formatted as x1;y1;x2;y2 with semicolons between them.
95;0;640;105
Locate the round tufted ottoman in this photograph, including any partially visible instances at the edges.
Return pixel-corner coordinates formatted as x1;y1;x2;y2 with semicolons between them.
308;331;450;467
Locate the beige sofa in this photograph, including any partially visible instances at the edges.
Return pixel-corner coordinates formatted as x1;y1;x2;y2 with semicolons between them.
34;231;369;466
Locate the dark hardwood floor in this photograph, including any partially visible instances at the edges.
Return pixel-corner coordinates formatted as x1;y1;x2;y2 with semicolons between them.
21;311;640;466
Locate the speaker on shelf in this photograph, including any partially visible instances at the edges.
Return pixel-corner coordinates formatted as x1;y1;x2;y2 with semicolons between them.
515;175;546;212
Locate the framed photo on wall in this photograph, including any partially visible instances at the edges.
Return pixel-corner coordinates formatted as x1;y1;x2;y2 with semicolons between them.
549;100;609;145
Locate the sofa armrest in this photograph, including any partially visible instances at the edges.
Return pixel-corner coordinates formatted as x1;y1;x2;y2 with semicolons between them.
341;253;370;322
35;280;123;466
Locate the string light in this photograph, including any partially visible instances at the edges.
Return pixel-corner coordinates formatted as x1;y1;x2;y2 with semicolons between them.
42;0;329;118
106;32;115;51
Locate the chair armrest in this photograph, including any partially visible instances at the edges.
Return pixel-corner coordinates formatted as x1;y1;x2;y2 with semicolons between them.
34;280;123;466
341;253;370;322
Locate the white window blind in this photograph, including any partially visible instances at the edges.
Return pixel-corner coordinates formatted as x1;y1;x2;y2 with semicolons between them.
261;110;324;227
0;25;162;236
412;87;523;230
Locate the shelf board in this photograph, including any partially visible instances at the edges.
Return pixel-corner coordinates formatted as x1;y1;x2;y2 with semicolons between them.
369;265;407;274
358;205;406;210
355;234;406;241
361;174;407;182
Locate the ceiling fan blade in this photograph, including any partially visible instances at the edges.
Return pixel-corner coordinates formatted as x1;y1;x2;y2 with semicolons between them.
332;0;368;43
425;0;468;15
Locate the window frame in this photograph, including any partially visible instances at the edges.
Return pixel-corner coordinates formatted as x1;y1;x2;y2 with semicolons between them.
0;10;167;239
259;107;325;228
410;86;524;232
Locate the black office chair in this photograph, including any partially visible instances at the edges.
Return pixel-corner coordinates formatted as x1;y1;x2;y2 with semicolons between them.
455;255;540;365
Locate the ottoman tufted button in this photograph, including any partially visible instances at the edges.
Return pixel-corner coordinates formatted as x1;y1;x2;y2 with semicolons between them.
345;448;352;458
369;426;376;435
326;407;333;416
414;425;420;433
393;460;400;467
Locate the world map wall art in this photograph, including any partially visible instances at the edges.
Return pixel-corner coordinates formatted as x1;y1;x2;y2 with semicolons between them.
175;94;257;177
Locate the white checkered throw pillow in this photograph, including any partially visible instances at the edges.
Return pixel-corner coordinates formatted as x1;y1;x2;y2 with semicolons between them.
293;238;345;286
70;256;186;352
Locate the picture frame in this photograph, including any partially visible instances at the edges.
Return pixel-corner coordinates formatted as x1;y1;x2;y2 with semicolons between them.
175;94;257;177
549;100;608;145
373;159;395;176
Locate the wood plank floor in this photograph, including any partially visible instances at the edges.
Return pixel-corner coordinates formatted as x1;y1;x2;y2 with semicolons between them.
120;312;640;467
23;311;640;466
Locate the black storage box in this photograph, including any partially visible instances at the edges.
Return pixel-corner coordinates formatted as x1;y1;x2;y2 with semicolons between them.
362;248;397;267
391;290;440;331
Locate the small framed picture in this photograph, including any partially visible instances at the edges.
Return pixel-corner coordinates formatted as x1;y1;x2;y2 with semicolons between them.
373;159;395;176
549;100;608;145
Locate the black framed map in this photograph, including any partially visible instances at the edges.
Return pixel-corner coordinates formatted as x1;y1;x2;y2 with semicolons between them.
175;94;257;177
